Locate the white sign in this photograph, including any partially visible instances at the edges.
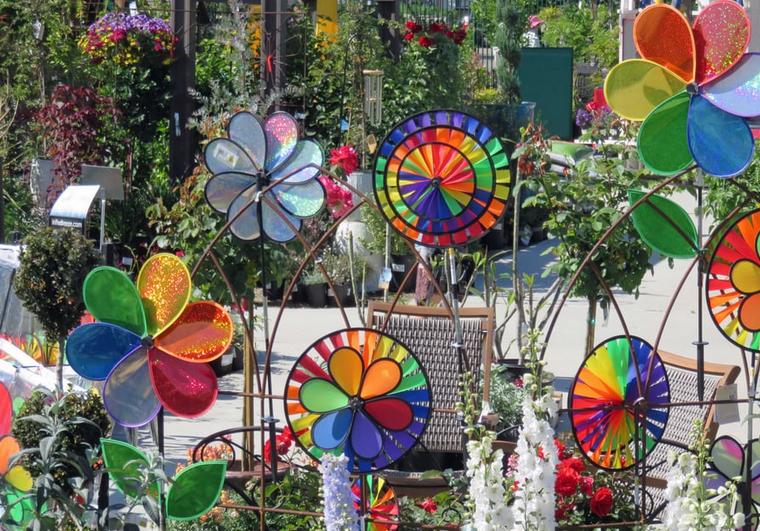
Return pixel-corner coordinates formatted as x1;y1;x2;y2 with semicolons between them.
49;185;101;230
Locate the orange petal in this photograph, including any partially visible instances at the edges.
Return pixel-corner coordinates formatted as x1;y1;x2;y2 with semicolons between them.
739;295;760;331
329;347;364;396
0;436;20;474
360;359;402;399
137;254;191;336
634;4;695;83
155;302;233;363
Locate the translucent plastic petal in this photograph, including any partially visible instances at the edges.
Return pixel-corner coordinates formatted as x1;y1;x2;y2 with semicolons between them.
0;436;19;474
311;408;353;449
83;267;146;336
687;95;754;178
264;113;299;172
203;138;256;175
0;383;11;436
154;302;233;363
638;91;693;175
66;323;140;381
5;487;35;528
148;348;218;419
204;172;255;214
604;59;686;121
628;189;698;259
360;359;402;399
351;410;383;459
166;461;227;521
5;466;32;492
103;347;161;428
101;438;155;499
693;0;750;84
702;53;760;118
261;197;300;243
227;111;266;171
227;186;261;241
268;139;323;184
328;347;364;396
271;179;325;219
710;436;744;479
633;4;695;82
730;260;760;294
300;379;349;413
137;254;191;336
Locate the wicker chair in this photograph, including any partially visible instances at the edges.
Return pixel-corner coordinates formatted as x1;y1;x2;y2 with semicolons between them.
644;350;740;514
368;302;494;454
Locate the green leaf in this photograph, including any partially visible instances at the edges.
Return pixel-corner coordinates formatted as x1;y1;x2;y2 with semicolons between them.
166;461;227;521
100;438;155;500
628;190;697;259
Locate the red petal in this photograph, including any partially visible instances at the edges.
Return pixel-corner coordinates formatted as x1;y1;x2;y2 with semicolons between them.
148;348;218;418
363;398;413;431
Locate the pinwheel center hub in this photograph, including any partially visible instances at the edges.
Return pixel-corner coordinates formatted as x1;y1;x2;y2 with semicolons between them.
141;336;154;348
349;396;363;411
686;83;699;96
431;176;443;188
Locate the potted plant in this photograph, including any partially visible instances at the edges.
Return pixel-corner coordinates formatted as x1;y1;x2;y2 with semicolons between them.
321;247;354;307
488;365;527;443
300;262;328;308
360;209;416;293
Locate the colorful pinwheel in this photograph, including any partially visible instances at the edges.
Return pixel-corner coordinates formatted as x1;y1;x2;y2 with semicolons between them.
604;1;759;178
373;110;511;247
284;328;431;472
0;389;33;529
705;436;760;514
706;208;760;351
352;476;399;530
65;253;233;427
569;335;670;470
203;111;326;243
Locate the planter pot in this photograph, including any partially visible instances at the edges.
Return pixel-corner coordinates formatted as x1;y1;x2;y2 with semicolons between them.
390;254;417;293
329;283;353;307
496;358;531;379
302;283;328;308
265;282;284;301
346;170;373;222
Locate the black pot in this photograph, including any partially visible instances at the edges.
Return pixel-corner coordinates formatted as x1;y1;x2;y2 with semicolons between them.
265;282;284;301
390;254;418;293
331;283;353;307
496;358;531;380
302;283;328;308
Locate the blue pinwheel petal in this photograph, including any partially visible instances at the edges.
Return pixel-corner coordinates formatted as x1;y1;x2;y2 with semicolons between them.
66;323;140;381
103;347;161;428
264;112;298;172
261;196;301;243
204;173;255;214
227;187;261;241
687;95;754;178
271;179;325;219
311;408;353;450
269;140;324;185
204;138;257;175
227;111;266;170
702;53;760;119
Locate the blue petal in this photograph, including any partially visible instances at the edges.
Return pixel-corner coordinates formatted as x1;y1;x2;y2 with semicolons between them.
311;408;353;450
66;323;140;381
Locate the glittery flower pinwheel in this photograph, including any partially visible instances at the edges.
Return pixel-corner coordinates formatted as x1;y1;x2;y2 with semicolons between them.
65;254;233;427
285;328;430;472
203;111;326;243
604;1;760;178
704;436;760;514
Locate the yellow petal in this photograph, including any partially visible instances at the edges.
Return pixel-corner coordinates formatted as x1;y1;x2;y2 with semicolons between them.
604;59;686;121
6;465;32;492
731;260;760;294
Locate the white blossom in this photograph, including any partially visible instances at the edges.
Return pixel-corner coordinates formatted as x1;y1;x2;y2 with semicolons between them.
466;430;514;530
319;453;359;531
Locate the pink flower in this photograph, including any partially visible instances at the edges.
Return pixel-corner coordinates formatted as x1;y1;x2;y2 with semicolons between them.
418;497;437;513
175;249;185;257
318;176;354;219
329;145;359;175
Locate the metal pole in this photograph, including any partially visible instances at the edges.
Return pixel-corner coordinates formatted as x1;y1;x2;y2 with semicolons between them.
445;248;467;455
170;0;196;181
99;196;106;252
512;168;524;362
158;407;166;531
694;170;707;402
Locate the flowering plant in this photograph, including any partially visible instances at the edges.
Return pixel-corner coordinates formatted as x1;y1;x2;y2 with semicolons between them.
329;145;360;175
319;453;359;531
80;12;177;66
551;437;637;526
318;176;354;220
403;19;468;47
263;427;295;464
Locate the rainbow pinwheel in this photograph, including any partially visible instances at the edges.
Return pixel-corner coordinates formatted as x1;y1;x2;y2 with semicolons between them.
569;335;670;470
705;436;760;515
0;386;33;529
284;328;430;472
351;476;399;530
65;253;233;427
604;1;759;178
203;111;326;243
373;110;511;247
706;208;760;351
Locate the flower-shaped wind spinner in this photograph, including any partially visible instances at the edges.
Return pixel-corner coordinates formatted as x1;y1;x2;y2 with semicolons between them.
203;111;326;243
604;1;760;178
285;328;431;472
705;436;760;514
66;254;233;427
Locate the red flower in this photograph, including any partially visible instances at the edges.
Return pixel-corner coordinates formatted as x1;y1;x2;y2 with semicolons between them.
405;20;422;33
403;31;414;42
429;21;448;33
264;429;293;463
554;438;566;458
511;480;519;492
329;145;359;175
514;377;524;388
555;467;580;497
580;475;594;496
418;35;434;48
174;249;185;258
555;500;575;520
590;486;614;517
418;497;437;513
559;457;585;473
586;87;610;117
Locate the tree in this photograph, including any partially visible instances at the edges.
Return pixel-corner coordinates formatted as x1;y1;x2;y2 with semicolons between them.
13;228;100;391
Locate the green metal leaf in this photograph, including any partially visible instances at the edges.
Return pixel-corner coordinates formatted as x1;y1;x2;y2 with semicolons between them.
166;461;227;521
628;190;698;259
100;438;155;500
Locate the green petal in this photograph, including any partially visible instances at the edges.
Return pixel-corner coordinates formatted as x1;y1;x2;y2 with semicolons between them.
166;461;227;521
101;438;157;499
4;488;35;530
629;190;697;259
637;91;693;176
84;267;147;336
300;379;349;413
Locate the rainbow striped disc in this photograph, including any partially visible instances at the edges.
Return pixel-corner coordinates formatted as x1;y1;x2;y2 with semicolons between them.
351;476;399;530
373;110;511;247
283;328;431;473
569;335;670;470
706;209;760;351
